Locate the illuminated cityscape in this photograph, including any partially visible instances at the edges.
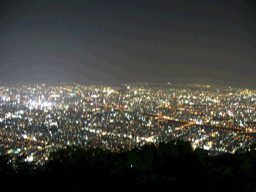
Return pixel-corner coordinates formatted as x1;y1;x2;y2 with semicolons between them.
1;0;256;188
1;82;256;165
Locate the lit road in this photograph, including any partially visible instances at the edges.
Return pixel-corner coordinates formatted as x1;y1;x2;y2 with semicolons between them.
175;122;196;130
91;104;256;137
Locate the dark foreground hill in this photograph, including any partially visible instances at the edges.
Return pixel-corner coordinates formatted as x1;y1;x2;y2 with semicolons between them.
1;140;256;191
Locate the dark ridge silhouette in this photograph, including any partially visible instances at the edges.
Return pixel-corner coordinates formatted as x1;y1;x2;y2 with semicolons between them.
1;140;256;190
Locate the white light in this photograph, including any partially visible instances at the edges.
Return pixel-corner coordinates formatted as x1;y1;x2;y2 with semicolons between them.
43;102;52;107
22;134;27;139
32;101;37;106
26;155;33;162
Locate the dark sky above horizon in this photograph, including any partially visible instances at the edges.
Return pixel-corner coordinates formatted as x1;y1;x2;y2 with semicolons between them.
1;0;256;88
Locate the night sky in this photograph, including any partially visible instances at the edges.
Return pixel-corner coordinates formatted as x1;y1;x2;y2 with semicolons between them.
1;0;256;88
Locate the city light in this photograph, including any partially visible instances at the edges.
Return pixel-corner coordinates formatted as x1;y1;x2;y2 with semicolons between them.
0;82;255;166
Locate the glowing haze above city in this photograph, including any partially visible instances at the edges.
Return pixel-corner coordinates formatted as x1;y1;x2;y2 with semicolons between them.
0;0;256;88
